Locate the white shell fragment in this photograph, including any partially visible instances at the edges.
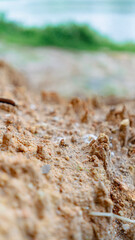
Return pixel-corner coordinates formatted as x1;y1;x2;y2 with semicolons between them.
83;134;97;144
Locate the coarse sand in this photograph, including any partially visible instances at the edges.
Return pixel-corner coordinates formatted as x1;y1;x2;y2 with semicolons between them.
0;61;134;240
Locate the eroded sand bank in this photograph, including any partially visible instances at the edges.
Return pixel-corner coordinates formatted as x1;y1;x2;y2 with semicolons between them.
0;61;134;239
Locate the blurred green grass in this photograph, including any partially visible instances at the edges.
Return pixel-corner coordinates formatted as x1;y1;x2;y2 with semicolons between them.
0;14;135;52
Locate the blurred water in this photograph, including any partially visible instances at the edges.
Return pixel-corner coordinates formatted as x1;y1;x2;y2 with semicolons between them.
0;0;135;42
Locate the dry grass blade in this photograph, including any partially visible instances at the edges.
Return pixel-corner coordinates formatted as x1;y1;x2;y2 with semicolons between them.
90;212;135;224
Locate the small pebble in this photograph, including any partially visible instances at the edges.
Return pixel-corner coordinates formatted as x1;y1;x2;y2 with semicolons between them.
111;151;115;157
30;104;36;110
38;190;45;198
122;224;130;231
28;183;34;189
41;164;51;174
53;116;60;121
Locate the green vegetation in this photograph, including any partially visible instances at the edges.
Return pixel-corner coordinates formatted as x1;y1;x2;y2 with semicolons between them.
0;14;135;51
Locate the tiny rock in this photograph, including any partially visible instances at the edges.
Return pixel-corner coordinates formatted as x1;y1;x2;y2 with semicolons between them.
41;164;51;174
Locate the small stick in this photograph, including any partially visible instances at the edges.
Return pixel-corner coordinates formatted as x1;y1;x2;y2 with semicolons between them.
90;212;135;224
0;98;17;107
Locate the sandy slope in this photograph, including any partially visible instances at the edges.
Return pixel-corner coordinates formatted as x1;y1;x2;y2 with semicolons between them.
0;61;134;240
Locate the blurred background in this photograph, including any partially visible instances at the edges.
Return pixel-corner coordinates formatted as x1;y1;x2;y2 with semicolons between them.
0;0;135;97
